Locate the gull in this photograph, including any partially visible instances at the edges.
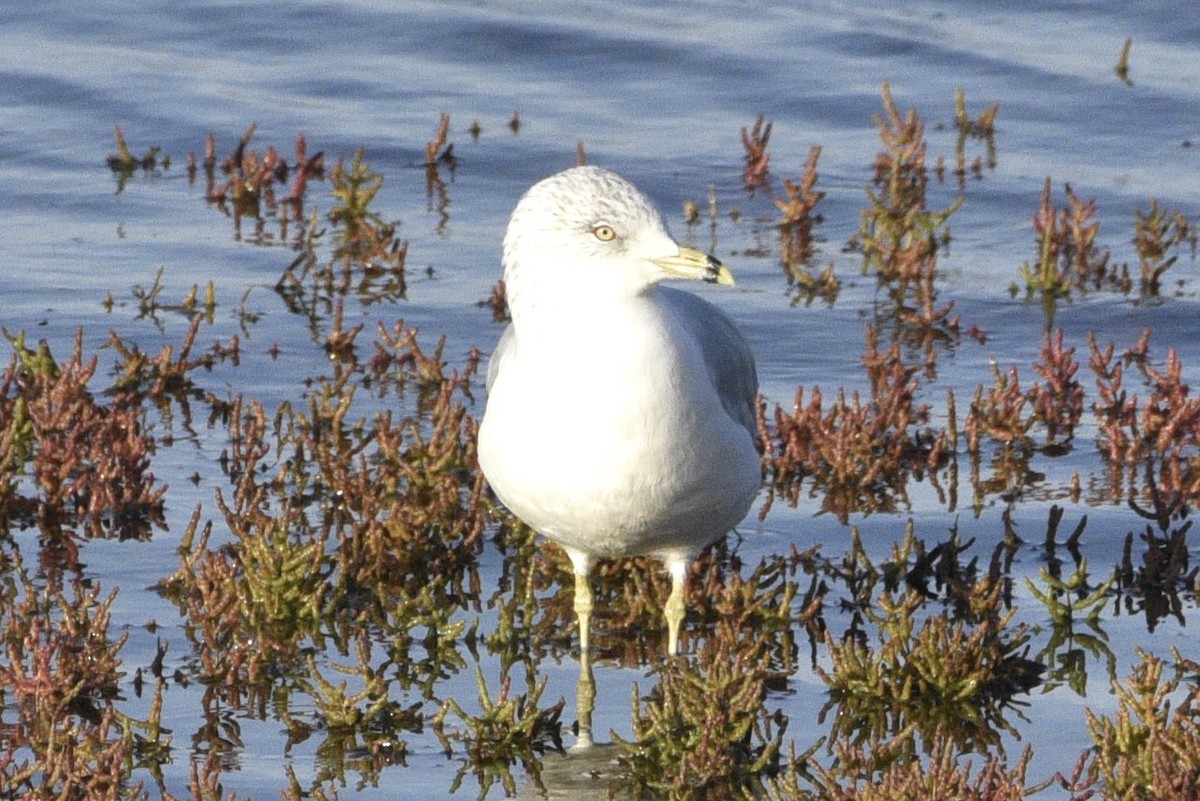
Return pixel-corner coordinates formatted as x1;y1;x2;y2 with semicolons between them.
478;166;760;667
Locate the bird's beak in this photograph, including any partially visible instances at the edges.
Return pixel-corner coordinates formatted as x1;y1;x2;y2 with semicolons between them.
651;246;735;286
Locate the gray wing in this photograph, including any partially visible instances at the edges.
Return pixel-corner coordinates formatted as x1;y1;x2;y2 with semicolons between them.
486;324;516;394
658;286;759;437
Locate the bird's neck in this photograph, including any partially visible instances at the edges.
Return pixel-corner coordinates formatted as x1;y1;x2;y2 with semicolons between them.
506;289;671;364
506;281;658;330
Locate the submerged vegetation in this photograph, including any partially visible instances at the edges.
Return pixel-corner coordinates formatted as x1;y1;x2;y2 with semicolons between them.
2;89;1199;800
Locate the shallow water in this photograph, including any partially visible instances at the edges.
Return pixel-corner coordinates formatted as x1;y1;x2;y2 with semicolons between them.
2;1;1199;798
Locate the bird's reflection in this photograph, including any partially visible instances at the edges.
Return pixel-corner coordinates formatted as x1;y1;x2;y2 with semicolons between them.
573;647;596;750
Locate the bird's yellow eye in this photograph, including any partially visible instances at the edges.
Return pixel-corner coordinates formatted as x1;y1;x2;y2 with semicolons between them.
592;224;617;242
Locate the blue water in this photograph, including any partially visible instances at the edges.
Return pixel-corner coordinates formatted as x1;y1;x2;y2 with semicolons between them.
2;1;1199;798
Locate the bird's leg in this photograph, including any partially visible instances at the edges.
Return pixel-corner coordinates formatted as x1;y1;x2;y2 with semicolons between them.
664;559;689;656
573;642;595;750
574;570;593;656
567;550;595;655
567;549;596;748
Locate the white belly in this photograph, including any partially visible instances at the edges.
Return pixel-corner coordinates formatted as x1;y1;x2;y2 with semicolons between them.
477;303;760;560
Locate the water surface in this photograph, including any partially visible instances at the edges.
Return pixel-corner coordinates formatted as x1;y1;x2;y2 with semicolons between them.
2;1;1198;798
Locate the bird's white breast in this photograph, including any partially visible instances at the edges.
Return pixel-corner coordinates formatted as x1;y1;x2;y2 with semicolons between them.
478;296;759;559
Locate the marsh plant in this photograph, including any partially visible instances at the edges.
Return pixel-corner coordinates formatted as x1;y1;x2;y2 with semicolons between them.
1084;648;1200;800
615;617;787;800
950;87;999;184
741;114;772;193
852;82;962;290
5;90;1200;801
760;328;949;521
1012;181;1195;310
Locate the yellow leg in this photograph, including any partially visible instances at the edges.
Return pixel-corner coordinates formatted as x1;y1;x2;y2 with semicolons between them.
574;568;593;657
566;549;596;748
568;550;594;656
664;558;688;656
574;645;595;750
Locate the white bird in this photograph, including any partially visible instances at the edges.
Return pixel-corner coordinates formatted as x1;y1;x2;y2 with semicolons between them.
478;165;760;662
